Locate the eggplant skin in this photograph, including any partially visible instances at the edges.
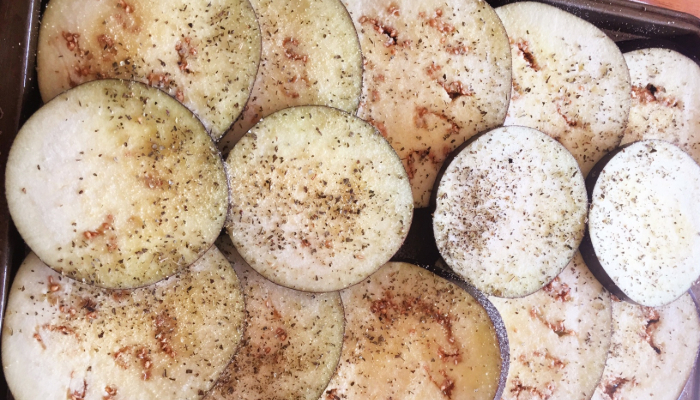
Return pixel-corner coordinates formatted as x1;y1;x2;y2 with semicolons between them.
584;140;700;307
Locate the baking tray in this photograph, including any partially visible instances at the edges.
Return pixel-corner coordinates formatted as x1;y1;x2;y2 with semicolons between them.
1;0;700;399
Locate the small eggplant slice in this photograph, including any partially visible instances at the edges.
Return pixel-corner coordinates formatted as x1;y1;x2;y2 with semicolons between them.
1;248;245;400
583;140;700;307
621;48;700;164
37;0;261;140
206;236;344;400
5;80;229;289
218;0;363;155
591;293;700;400
433;126;587;298
491;252;613;400
226;105;413;292
496;2;631;177
323;262;505;400
342;0;512;207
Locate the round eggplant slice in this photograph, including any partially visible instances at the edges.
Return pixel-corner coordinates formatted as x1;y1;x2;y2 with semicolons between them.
206;236;344;400
5;80;229;289
433;126;587;298
1;248;245;400
37;0;261;140
342;0;512;207
226;105;413;292
217;0;363;155
323;262;505;400
491;252;613;400
496;2;631;177
621;48;700;164
583;140;700;307
591;293;700;400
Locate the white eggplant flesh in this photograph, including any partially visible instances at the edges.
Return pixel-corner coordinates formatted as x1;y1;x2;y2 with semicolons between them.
226;105;413;292
1;248;245;400
5;80;229;289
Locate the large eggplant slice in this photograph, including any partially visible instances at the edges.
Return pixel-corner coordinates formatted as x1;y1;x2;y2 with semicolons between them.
218;0;363;155
206;236;344;400
2;248;245;400
496;2;631;177
491;252;613;400
37;0;261;140
591;293;700;400
323;262;506;400
342;0;512;207
621;48;700;164
433;126;587;298
226;105;413;292
582;140;700;307
5;80;229;289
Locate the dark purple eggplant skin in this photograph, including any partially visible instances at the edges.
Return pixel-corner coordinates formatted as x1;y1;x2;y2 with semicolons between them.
579;142;640;305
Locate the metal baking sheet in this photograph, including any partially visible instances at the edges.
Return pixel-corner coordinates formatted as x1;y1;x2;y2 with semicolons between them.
0;0;699;399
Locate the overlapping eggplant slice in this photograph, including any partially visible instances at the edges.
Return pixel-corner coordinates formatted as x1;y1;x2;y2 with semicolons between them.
226;105;413;292
218;0;363;154
591;293;700;400
1;247;245;400
323;262;506;400
5;80;229;289
342;0;512;207
37;0;261;140
206;236;344;400
621;48;700;164
433;126;587;298
496;2;631;177
491;252;613;400
583;140;700;307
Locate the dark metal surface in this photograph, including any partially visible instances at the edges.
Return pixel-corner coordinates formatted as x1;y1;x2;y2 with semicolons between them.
1;0;700;399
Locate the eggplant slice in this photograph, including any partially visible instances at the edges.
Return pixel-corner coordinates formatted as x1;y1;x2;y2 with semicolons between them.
218;0;362;155
1;248;245;400
584;140;700;307
591;293;700;400
342;0;512;207
491;252;613;400
621;48;700;164
226;105;413;292
433;126;587;298
37;0;261;140
323;262;505;400
5;80;229;289
496;1;631;177
206;236;344;400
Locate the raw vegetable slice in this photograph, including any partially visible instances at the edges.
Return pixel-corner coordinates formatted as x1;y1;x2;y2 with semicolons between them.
1;247;245;400
621;48;700;164
37;0;261;140
5;80;229;289
218;0;362;155
342;0;512;207
226;105;413;292
583;140;700;307
433;126;587;298
323;262;506;400
496;1;631;176
591;293;700;400
491;252;613;400
206;236;344;400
